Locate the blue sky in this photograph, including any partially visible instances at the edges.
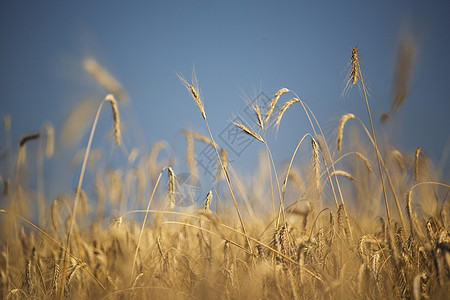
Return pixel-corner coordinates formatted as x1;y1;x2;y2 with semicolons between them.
0;1;449;200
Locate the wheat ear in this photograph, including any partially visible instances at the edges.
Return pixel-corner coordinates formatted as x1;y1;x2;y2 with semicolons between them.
105;94;121;146
265;88;289;123
233;121;264;143
336;113;355;152
275;98;300;133
168;167;175;209
177;72;206;120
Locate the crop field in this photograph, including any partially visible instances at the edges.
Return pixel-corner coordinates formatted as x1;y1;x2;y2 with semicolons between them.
0;45;449;299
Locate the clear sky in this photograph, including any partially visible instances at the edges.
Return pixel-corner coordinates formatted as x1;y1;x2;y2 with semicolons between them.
0;1;449;201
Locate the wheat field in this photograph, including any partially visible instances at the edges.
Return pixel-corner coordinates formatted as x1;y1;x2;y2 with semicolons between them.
0;46;449;300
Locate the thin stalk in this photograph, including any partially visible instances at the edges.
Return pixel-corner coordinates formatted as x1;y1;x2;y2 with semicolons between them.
358;65;391;225
130;170;163;280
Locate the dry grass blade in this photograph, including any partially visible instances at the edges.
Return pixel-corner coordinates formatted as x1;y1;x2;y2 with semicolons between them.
105;94;121;146
336;113;355;151
177;73;206;120
275;98;300;133
233;122;264;143
266;88;289;123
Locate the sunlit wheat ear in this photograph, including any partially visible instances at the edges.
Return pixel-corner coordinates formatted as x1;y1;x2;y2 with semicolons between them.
354;152;374;173
204;191;212;210
336;113;355;151
254;103;264;131
233;121;264;143
311;137;320;190
351;47;359;84
44;123;54;158
83;58;127;101
415;147;422;181
330;170;356;181
275;98;300;133
168;167;175;209
265;88;289;123
342;47;360;97
105;94;121;146
177;72;206;120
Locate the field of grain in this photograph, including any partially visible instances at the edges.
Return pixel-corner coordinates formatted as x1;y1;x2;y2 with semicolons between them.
0;46;449;299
